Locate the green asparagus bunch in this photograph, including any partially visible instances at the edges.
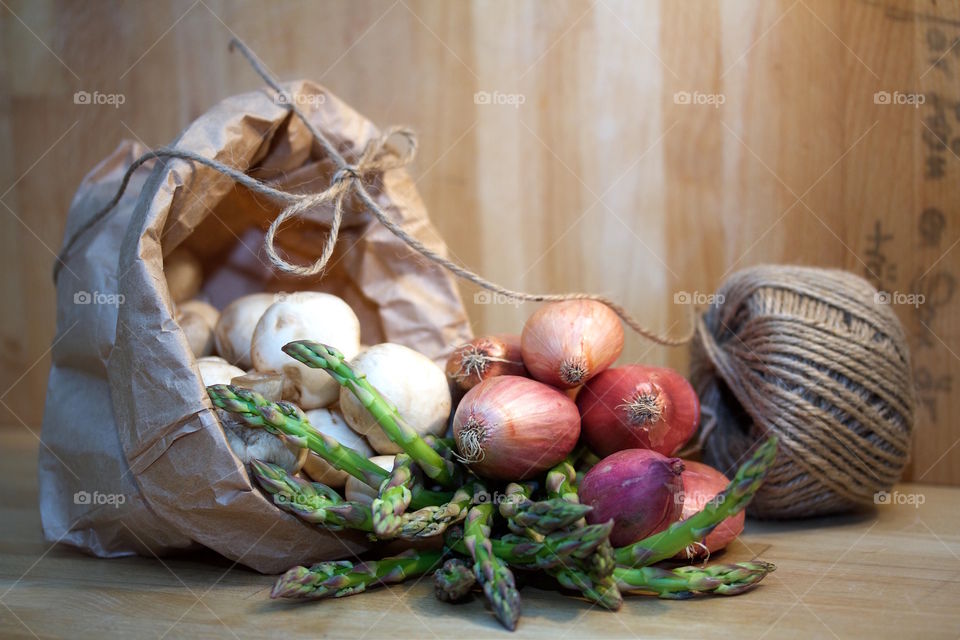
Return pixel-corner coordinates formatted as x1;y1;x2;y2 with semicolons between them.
271;549;443;599
615;436;779;567
240;341;781;632
282;341;461;488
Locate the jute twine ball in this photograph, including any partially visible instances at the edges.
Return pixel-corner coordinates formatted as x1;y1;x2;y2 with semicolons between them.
690;265;916;519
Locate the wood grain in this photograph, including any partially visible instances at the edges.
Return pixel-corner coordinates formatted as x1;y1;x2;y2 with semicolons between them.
2;428;959;638
1;0;958;484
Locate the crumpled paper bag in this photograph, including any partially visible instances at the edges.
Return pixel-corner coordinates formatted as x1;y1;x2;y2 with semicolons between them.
40;80;472;573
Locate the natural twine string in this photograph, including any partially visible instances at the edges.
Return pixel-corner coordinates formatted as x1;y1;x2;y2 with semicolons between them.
689;264;916;519
53;38;692;348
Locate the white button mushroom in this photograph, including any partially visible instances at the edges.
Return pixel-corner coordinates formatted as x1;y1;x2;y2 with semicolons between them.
179;299;219;328
340;343;452;454
301;408;374;489
344;455;395;505
231;371;284;402
196;356;246;386
251;292;361;410
214;293;278;369
164;246;203;303
176;300;219;358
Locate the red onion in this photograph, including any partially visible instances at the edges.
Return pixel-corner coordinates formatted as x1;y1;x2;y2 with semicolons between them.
676;460;744;558
452;375;580;480
579;449;684;547
577;365;700;457
521;300;624;389
445;334;527;394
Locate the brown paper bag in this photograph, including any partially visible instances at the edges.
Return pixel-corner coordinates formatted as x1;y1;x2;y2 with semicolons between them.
40;80;472;573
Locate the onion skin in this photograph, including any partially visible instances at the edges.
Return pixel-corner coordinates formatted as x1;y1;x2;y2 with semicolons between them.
579;449;684;547
521;300;624;389
445;334;527;394
676;461;744;558
577;365;700;457
452;375;581;480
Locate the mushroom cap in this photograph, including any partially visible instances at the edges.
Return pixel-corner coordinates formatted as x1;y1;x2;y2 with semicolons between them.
251;292;361;410
178;299;219;328
231;371;284;402
344;455;395;506
340;343;451;454
301;408;374;488
196;357;246;386
164;246;203;303
214;293;278;369
177;309;216;357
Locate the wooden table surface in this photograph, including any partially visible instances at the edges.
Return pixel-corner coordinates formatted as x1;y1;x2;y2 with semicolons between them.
2;430;959;639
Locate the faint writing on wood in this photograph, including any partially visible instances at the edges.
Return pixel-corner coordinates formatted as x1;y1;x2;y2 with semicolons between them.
915;366;953;423
864;220;897;288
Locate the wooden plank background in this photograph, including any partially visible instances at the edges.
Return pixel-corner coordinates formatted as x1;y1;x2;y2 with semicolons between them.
1;0;958;485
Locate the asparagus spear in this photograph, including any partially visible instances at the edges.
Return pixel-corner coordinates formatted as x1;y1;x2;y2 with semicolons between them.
463;504;521;631
251;459;374;532
399;483;475;539
499;483;592;536
495;522;613;569
545;456;588;531
615;436;779;567
545;458;579;503
551;565;623;611
434;558;476;602
282;341;461;487
542;455;622;609
209;385;450;509
372;454;415;538
614;561;776;598
271;549;443;599
447;522;613;571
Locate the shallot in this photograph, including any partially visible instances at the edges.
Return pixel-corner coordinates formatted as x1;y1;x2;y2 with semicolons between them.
520;300;624;389
579;448;684;547
452;375;580;480
676;460;744;558
445;334;526;394
577;364;699;456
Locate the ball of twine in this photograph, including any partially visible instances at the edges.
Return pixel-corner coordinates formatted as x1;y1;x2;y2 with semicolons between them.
690;265;916;519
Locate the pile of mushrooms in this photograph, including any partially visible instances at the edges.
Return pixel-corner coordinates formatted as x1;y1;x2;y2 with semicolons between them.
169;249;452;489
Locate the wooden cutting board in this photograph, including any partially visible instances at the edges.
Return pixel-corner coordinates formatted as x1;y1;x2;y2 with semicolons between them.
1;428;958;639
